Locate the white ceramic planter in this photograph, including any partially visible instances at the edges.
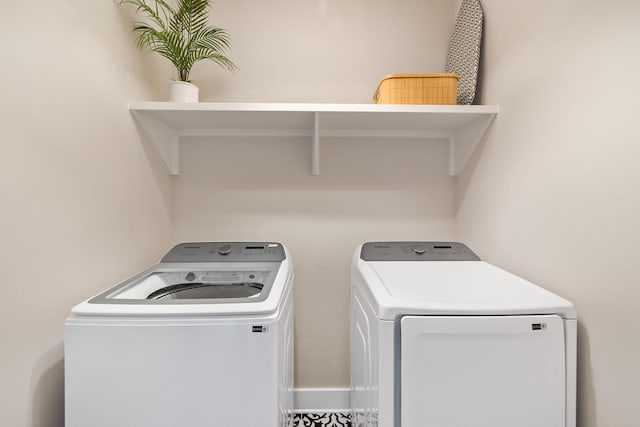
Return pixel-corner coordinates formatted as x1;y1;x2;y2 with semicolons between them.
169;81;199;103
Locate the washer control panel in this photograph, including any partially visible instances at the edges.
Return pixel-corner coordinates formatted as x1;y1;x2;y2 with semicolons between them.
360;241;480;261
161;242;286;263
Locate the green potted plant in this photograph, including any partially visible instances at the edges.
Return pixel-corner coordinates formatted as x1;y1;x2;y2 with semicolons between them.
117;0;237;102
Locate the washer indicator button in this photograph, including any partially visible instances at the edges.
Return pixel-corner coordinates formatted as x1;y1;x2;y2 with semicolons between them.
411;245;427;255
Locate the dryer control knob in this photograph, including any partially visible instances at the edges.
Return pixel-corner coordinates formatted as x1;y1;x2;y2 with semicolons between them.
412;245;427;255
218;244;233;255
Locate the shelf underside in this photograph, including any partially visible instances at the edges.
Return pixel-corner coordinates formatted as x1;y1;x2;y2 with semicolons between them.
129;102;498;176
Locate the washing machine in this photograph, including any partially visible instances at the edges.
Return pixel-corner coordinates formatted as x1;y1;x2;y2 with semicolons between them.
65;242;294;427
351;242;576;427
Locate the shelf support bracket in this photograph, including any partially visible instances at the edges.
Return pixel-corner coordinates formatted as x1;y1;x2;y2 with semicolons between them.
449;113;497;175
131;111;180;175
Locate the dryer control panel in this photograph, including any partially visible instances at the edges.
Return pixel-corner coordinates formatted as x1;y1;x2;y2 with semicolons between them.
162;242;286;263
360;241;480;261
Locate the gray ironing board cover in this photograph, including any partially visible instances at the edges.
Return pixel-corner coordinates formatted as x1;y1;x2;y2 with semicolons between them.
445;0;483;105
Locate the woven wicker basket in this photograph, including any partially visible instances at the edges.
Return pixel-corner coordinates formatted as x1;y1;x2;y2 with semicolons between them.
373;73;458;104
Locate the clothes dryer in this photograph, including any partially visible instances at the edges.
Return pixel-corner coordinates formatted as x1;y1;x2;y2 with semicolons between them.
351;242;576;427
65;242;294;427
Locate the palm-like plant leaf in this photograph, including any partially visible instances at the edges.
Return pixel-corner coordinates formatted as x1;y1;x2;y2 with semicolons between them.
117;0;236;82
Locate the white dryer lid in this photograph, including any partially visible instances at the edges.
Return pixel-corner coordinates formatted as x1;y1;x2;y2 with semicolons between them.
360;260;576;320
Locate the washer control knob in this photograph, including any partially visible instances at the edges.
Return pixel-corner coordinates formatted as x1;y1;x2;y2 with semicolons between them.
412;245;426;255
185;272;196;281
218;244;233;255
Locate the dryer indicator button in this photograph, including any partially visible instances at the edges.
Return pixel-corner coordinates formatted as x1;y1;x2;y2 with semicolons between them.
218;244;233;255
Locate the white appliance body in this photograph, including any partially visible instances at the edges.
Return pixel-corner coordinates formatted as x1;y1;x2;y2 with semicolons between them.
351;242;576;427
65;242;294;427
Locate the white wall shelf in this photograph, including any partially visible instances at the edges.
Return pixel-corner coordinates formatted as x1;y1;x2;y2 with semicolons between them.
129;102;498;176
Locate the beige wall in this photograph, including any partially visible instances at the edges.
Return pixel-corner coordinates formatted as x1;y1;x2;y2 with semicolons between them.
0;2;173;426
456;1;640;426
185;0;455;102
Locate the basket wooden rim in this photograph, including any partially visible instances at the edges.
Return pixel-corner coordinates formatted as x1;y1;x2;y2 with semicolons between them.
378;73;459;82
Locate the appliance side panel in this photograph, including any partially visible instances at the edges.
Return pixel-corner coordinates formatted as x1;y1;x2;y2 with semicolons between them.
351;260;399;427
378;318;396;427
351;278;397;427
279;280;295;427
351;285;374;427
564;318;577;427
400;315;566;427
